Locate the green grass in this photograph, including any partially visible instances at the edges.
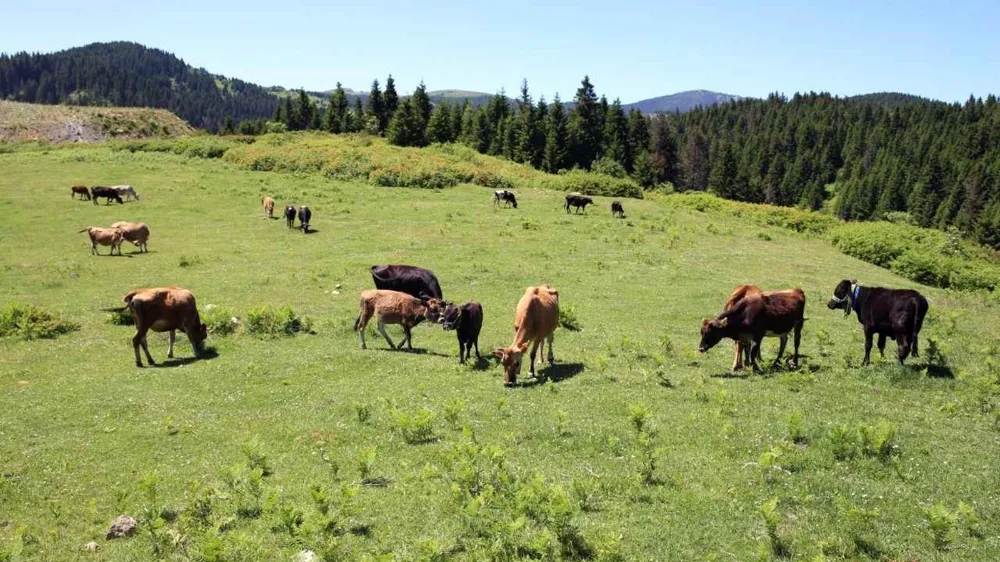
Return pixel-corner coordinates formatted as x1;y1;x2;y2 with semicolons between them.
1;143;999;561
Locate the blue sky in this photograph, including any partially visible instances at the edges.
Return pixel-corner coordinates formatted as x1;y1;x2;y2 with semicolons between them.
3;0;998;103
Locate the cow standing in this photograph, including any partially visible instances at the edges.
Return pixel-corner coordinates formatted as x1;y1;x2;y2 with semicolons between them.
493;190;518;209
284;205;297;228
71;185;91;200
111;185;140;201
370;264;443;300
110;222;150;253
565;193;593;214
354;290;445;351
123;287;207;367
699;288;805;372
440;301;484;364
827;280;928;365
494;285;559;386
611;201;625;218
263;197;275;219
90;186;123;205
298;206;312;233
79;227;123;256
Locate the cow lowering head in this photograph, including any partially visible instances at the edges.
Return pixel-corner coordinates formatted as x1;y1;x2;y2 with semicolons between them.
827;279;857;317
190;322;209;355
493;343;528;385
698;317;729;353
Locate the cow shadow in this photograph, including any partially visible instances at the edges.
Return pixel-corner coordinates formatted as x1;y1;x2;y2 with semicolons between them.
710;371;751;379
379;347;450;358
469;355;494;371
925;364;955;379
519;362;585;387
303;228;320;235
152;348;219;368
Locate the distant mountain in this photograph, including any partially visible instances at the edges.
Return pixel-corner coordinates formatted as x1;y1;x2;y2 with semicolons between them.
623;90;743;113
0;42;278;131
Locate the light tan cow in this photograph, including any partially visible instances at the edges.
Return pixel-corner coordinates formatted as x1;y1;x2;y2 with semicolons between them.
262;196;275;218
110;222;150;253
493;285;559;385
354;290;445;351
79;227;123;256
110;185;139;201
123;287;207;367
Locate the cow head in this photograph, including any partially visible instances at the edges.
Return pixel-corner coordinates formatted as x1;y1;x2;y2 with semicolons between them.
698;317;729;353
421;297;446;323
438;302;461;331
190;322;208;355
493;343;528;385
827;279;856;317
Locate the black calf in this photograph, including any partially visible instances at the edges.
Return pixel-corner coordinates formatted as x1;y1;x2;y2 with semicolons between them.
827;279;928;365
440;301;483;364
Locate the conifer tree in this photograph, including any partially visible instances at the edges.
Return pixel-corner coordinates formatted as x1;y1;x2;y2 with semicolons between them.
386;98;424;147
543;93;569;173
326;82;349;134
426;102;453;144
411;80;433;127
679;128;710;190
351;97;364;132
383;75;399;124
365;79;384;134
602;99;629;170
708;141;740;198
568;76;602;169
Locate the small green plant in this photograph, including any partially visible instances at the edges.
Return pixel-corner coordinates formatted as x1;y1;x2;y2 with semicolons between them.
554;409;570;437
353;402;372;424
956;501;985;538
356;446;378;484
240;438;273;476
202;307;238;335
828;424;856;461
178;254;200;267
925;503;958;550
759;497;789;557
391;407;438;444
571;476;600;512
628;403;650;435
443;398;465;429
0;303;79;340
105;307;134;325
319;448;341;481
559;306;582;331
245;305;312;337
787;412;807;444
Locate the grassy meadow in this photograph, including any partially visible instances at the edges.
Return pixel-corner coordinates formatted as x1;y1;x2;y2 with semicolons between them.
0;141;999;561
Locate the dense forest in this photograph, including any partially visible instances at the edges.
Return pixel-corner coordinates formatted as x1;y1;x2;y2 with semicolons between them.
0;42;276;131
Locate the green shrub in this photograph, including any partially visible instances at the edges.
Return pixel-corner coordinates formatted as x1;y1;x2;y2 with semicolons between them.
391;407;438;444
0;303;79;340
590;156;628;178
890;251;949;287
105;307;134;326
244;305;312;337
552;170;643;199
829;222;911;268
558;306;582;331
925;503;958;550
203;307;238;336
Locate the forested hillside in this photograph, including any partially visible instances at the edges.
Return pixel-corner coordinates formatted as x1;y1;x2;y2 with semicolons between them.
0;42;276;131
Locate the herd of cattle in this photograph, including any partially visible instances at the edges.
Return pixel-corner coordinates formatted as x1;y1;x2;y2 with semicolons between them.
71;184;139;204
72;184;931;384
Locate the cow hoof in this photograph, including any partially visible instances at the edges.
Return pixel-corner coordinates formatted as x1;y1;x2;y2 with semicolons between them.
135;362;143;368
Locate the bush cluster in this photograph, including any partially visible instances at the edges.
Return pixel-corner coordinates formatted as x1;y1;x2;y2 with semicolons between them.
0;303;79;340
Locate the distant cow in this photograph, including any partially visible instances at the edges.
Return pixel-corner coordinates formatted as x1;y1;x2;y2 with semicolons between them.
611;201;625;218
493;190;518;209
263;196;275;219
440;301;484;364
699;287;805;372
284;205;296;228
110;221;150;253
370;264;443;300
494;285;559;385
565;193;593;214
298;205;312;233
123;287;207;367
827;279;928;365
354;289;445;351
90;186;123;205
71;185;91;200
111;185;139;201
79;227;123;256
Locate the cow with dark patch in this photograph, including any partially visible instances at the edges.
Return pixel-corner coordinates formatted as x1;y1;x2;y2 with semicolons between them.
493;190;518;209
370;265;443;300
565;193;594;214
90;186;123;205
284;205;297;228
611;201;625;218
699;288;806;372
827;279;928;366
439;301;484;364
298;205;312;233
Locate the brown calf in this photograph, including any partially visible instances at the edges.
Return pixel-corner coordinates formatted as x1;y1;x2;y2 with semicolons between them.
700;287;805;372
79;227;123;256
123;287;207;367
354;290;445;351
71;185;91;200
263;196;275;218
110;222;150;253
493;285;559;385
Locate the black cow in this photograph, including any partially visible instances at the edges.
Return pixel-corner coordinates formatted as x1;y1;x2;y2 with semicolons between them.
440;301;484;364
90;186;123;205
827;279;928;365
493;190;518;209
298;206;311;233
370;264;443;300
565;193;593;214
611;201;625;218
284;205;297;228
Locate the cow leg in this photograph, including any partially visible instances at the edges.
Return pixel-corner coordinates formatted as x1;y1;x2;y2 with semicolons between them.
458;339;465;364
377;322;396;350
358;322;367;349
132;327;146;367
897;336;912;364
877;334;887;359
401;325;413;350
732;342;743;371
791;323;802;369
750;337;763;372
167;330;175;358
862;327;874;366
546;333;555;364
773;335;788;367
474;339;480;359
529;340;540;378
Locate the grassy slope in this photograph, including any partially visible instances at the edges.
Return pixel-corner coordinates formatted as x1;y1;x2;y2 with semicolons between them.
0;145;998;561
0;101;192;143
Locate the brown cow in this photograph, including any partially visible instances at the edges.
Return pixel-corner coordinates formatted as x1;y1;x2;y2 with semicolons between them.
263;196;275;219
700;287;805;372
724;284;762;370
354;290;445;351
110;222;150;253
493;285;559;385
123;287;207;367
71;185;91;200
79;227;123;256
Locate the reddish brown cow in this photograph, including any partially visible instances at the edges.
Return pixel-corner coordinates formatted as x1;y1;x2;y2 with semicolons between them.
700;287;805;372
71;185;91;200
110;222;150;253
123;287;207;367
493;285;559;385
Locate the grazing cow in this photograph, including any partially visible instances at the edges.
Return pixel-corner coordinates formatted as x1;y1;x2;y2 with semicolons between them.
298;205;312;233
699;287;806;372
262;196;275;219
90;186;123;205
79;227;123;256
440;301;484;364
370;264;443;300
354;290;445;351
493;285;559;386
611;201;625;218
284;205;297;228
565;193;594;214
123;287;207;367
71;185;91;200
493;190;518;209
827;279;928;365
111;185;139;201
110;222;150;253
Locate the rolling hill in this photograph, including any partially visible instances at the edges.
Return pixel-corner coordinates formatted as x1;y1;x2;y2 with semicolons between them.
0;100;192;143
623;89;743;113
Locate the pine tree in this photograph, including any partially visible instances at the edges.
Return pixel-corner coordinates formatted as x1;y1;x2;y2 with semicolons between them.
650;116;678;184
383;75;399;125
326;82;349;134
514;79;535;164
568;76;602;169
410;81;432;144
679;128;710;190
633;151;657;189
543;93;569;173
602;99;629;170
627;109;650;164
426;102;453;144
708;141;740;198
452;100;469;141
365;79;384;134
351;97;364;132
386;98;424;147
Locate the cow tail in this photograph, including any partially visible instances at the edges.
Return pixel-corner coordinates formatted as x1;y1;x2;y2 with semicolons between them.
78;228;89;233
353;314;361;332
122;290;140;305
910;299;922;357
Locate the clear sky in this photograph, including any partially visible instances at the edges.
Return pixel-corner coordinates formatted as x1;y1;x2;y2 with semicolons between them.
3;0;998;103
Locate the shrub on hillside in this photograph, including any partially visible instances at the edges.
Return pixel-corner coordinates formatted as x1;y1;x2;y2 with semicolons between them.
830;223;912;268
590;156;628;179
890;251;950;288
550;170;643;199
203;307;239;336
0;303;79;340
245;305;312;337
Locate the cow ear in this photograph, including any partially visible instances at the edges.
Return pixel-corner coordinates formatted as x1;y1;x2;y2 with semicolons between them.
492;348;506;358
850;279;858;285
516;342;529;353
718;317;728;327
701;318;710;327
